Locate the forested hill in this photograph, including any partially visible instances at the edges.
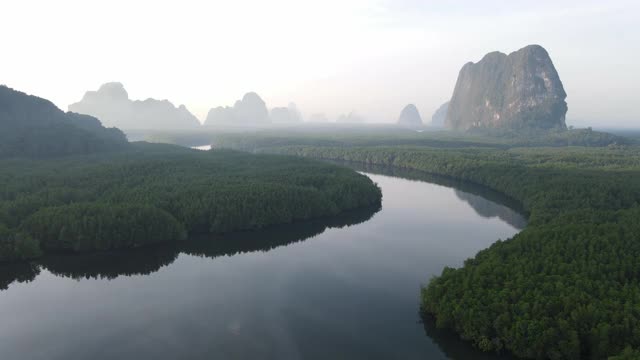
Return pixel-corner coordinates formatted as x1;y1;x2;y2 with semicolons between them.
0;85;128;158
0;143;382;262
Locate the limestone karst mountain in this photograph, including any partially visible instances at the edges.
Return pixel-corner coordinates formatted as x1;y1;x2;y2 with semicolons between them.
270;103;303;123
205;106;236;124
430;101;449;128
287;103;303;122
397;104;423;126
205;92;271;125
68;83;201;130
446;45;567;131
233;92;269;124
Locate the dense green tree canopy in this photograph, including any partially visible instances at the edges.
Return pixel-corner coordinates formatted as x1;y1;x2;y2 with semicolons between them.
0;85;128;158
0;143;381;261
224;137;640;359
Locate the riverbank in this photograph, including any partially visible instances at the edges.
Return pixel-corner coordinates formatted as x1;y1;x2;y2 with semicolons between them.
0;169;520;360
245;144;640;359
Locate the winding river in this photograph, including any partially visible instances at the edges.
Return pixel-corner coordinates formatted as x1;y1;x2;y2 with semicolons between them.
0;165;524;360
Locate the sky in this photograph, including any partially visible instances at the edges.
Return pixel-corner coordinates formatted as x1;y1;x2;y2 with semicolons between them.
1;0;638;127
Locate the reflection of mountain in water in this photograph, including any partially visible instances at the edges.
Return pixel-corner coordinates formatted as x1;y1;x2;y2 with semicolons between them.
0;204;380;289
454;190;526;229
329;161;527;229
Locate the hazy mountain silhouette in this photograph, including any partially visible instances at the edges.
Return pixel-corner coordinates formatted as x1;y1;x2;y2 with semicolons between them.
308;113;329;123
337;111;365;123
270;103;303;123
397;104;423;127
69;82;201;130
205;92;270;125
431;101;449;128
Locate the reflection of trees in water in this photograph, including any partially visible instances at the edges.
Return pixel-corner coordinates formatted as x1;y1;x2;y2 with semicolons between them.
332;161;527;229
0;262;40;290
0;204;380;289
40;243;181;280
183;204;380;259
421;315;516;360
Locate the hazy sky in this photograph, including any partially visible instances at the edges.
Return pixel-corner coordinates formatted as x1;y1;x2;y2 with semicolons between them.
1;0;638;127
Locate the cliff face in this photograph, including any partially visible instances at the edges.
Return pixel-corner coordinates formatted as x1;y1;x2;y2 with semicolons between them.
397;104;423;126
69;83;201;130
446;45;567;130
430;101;449;128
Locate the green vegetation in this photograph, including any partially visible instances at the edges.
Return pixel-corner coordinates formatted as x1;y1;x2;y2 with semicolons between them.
0;142;381;262
0;85;128;158
216;132;640;359
126;125;633;152
25;203;186;252
0;203;380;290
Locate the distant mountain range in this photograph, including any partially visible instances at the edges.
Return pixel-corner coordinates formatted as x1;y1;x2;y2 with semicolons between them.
205;93;303;125
69;83;201;130
0;85;127;158
60;47;570;133
70;84;305;128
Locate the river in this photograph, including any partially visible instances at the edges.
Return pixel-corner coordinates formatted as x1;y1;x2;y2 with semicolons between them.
0;166;524;360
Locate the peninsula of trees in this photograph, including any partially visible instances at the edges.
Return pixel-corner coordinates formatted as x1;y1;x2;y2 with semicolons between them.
0;87;382;262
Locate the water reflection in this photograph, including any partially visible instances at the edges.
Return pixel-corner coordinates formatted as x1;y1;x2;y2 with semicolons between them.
0;262;40;291
184;204;380;259
329;161;527;229
40;243;181;281
454;191;526;229
0;169;524;360
0;204;380;289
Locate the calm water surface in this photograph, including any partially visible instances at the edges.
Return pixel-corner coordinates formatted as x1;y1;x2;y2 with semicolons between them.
0;168;524;360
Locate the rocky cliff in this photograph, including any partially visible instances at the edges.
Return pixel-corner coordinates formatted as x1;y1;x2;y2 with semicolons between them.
430;101;448;128
397;104;423;126
69;83;201;130
446;45;567;130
